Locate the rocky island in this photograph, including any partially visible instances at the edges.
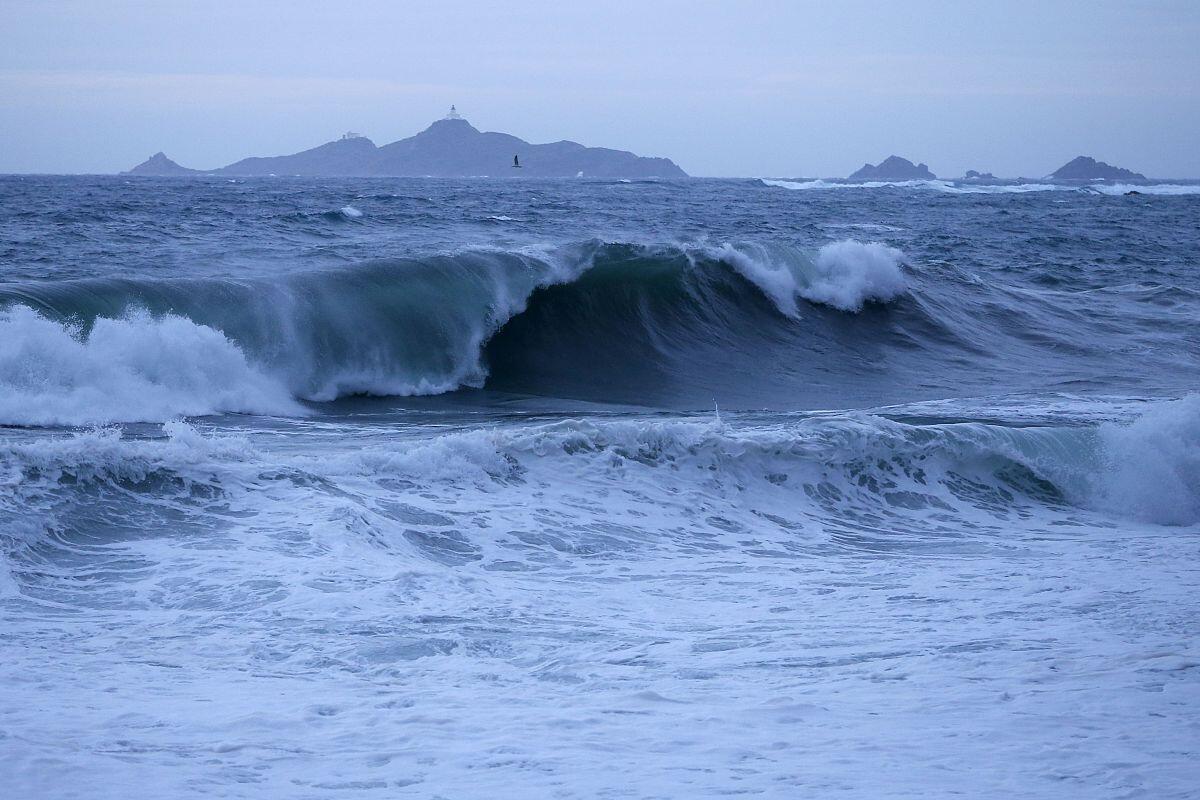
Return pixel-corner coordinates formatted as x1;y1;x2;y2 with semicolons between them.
847;156;936;181
126;152;199;176
125;107;687;179
1050;156;1145;181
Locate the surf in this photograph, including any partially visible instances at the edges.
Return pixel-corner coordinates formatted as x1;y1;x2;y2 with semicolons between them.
0;239;911;424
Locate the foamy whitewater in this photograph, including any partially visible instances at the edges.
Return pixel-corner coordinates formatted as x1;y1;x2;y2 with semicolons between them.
1;175;1198;799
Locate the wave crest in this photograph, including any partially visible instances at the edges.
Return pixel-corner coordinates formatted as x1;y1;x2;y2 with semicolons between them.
1089;396;1200;525
808;240;907;312
0;239;913;422
0;306;301;426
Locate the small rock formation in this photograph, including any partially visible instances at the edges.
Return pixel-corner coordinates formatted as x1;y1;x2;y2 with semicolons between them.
123;152;198;176
1050;156;1146;181
848;156;936;181
962;170;998;181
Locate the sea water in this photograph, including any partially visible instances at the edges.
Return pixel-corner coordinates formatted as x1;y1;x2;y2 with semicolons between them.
1;175;1198;798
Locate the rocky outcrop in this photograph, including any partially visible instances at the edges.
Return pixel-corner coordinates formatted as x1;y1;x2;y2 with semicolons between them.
962;170;997;181
848;156;936;181
123;152;199;176
1050;156;1145;181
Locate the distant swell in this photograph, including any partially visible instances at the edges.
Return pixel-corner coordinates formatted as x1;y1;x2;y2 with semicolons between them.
0;240;908;424
761;178;1200;195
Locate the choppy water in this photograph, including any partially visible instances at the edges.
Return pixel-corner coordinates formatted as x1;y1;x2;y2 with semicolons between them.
1;175;1198;798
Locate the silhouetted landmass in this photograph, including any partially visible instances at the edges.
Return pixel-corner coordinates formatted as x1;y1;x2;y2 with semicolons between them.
124;113;687;178
125;152;199;176
962;170;997;181
216;134;381;177
848;156;935;181
1050;156;1145;181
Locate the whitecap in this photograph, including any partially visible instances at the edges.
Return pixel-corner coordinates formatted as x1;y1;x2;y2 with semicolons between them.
0;306;303;426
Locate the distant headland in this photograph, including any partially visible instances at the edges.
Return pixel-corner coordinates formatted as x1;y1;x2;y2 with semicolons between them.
125;107;687;179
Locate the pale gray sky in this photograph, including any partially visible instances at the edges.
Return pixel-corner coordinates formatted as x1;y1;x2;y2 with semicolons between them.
2;0;1198;177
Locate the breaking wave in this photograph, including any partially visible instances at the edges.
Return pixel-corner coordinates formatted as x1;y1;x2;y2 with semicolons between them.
1082;183;1200;196
4;396;1196;540
1088;395;1200;525
0;306;301;426
0;240;908;425
335;396;1200;527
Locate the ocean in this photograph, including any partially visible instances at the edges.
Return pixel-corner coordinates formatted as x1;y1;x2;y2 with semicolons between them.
1;174;1198;798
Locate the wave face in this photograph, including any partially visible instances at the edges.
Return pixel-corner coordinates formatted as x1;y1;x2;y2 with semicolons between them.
3;227;1198;421
0;248;579;417
0;239;922;422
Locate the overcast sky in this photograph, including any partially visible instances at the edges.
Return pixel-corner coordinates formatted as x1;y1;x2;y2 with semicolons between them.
2;0;1198;177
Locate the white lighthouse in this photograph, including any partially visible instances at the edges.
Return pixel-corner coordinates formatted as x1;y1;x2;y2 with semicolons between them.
444;105;462;121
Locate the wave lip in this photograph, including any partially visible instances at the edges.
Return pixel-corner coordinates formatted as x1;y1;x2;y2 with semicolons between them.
0;305;302;427
806;240;907;311
703;240;907;315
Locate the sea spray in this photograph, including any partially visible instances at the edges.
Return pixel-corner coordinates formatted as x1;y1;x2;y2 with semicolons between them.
0;306;301;426
1090;395;1200;525
805;240;907;311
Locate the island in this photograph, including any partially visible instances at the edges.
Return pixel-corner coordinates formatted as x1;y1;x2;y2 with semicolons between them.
1050;156;1146;181
124;107;687;179
847;156;936;181
961;170;998;181
125;152;199;176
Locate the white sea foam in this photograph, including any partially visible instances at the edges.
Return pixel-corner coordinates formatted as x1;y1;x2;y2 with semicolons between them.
705;240;907;315
763;178;1058;193
0;306;302;426
4;408;1198;798
339;205;363;218
761;178;950;191
1085;183;1200;196
805;240;907;311
1090;395;1200;525
1;421;255;487
761;178;868;190
937;182;1061;194
762;177;1200;196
